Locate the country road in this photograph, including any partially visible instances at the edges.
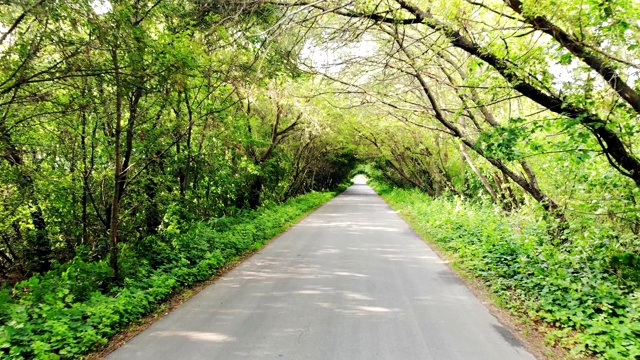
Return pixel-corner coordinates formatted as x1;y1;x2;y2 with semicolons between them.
107;184;536;360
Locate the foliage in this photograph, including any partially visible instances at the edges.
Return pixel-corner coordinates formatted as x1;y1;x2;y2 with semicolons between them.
2;0;640;359
373;182;640;359
0;190;335;359
0;0;355;280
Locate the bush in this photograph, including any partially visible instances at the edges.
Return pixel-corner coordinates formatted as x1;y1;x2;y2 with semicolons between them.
0;191;335;359
373;182;640;359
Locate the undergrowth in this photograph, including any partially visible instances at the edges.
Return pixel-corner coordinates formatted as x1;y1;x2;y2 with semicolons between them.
373;183;640;359
0;190;337;359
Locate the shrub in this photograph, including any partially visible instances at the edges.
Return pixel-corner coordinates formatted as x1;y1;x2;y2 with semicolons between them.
0;191;335;359
373;182;640;359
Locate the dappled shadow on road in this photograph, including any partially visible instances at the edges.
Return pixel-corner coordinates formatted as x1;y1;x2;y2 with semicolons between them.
435;269;465;286
340;184;379;196
315;302;400;316
299;220;402;232
492;324;528;348
298;210;404;233
110;184;534;360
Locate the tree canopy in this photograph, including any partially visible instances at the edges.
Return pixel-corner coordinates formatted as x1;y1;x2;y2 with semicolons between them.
1;0;639;358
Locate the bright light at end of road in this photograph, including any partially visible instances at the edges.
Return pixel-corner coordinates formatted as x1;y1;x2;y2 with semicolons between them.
353;175;367;185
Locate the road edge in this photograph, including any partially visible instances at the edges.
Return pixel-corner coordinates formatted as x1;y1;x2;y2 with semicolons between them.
371;187;574;360
85;190;345;359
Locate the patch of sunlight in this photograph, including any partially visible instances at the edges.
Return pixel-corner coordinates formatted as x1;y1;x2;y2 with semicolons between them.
343;292;373;301
151;331;235;343
334;271;368;277
355;306;394;312
91;0;111;14
295;290;323;295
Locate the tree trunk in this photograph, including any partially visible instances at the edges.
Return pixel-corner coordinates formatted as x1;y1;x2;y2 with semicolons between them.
109;46;123;279
28;205;51;273
248;176;263;209
460;142;497;201
145;176;161;235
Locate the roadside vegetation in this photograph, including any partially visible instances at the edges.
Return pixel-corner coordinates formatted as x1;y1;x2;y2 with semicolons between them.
371;179;640;359
0;190;340;359
2;0;640;358
0;1;355;357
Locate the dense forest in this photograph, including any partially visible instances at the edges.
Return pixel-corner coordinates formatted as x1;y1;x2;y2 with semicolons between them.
1;0;639;358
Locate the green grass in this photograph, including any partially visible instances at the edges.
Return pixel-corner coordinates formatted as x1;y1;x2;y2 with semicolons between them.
0;191;337;359
372;183;640;359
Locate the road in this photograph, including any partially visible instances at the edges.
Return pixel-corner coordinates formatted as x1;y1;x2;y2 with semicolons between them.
107;184;536;360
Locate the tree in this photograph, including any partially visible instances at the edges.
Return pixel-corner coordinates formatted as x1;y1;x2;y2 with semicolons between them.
271;0;640;186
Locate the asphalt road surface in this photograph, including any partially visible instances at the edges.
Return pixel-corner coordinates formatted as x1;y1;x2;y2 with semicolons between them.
107;184;536;360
